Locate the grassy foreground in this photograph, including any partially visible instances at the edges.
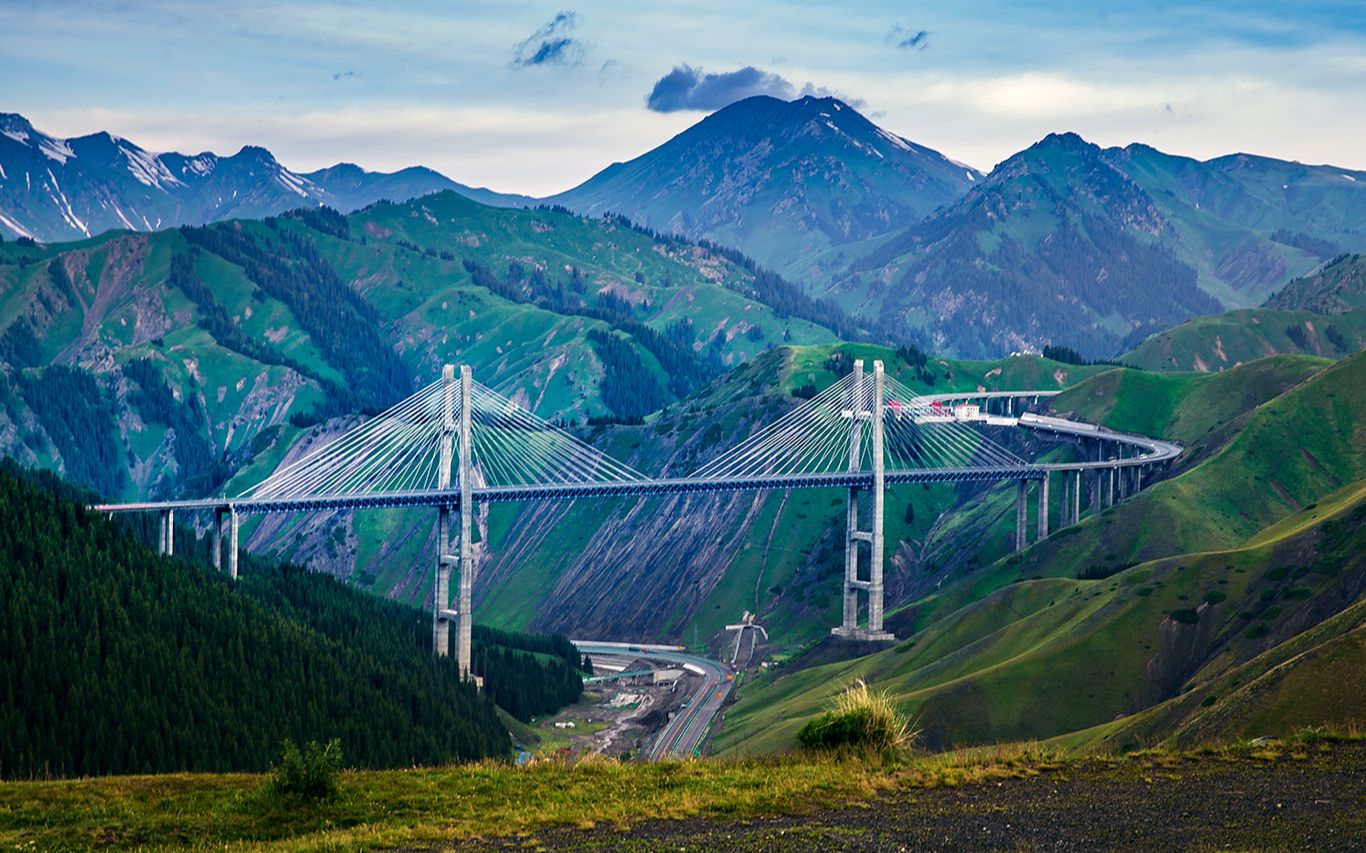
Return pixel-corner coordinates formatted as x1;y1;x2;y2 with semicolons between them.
2;734;1359;850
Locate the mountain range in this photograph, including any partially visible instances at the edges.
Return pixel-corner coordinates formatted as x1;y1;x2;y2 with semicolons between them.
0;113;506;243
5;102;1366;359
547;95;980;275
833;134;1366;357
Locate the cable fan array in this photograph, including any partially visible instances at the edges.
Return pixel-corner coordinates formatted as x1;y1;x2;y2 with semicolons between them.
467;382;645;487
240;376;645;501
880;374;1026;470
689;372;873;480
688;370;1028;481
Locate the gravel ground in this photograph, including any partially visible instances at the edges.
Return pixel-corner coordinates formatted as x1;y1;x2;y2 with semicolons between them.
458;742;1366;851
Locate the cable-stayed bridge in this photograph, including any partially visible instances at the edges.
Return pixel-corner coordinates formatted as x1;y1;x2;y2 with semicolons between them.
96;360;1180;676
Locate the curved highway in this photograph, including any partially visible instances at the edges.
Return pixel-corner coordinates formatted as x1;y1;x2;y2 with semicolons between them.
573;641;733;760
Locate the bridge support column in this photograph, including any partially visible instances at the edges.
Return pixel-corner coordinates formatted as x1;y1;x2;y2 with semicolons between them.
1015;479;1028;551
868;360;886;634
213;508;224;571
227;507;238;580
834;360;893;642
456;365;476;680
433;365;457;659
839;360;863;635
1073;469;1082;523
1059;473;1070;527
158;509;173;556
1037;472;1050;540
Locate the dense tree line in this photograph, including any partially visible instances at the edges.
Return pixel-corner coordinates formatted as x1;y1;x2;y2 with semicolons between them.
469;626;585;723
122;358;215;490
45;259;77;307
1270;229;1342;259
587;329;671;420
10;366;124;498
0;462;510;779
0;317;41;368
281;205;352;241
180;224;409;415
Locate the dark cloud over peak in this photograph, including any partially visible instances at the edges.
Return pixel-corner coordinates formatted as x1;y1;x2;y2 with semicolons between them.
887;24;930;51
512;11;589;69
645;64;862;113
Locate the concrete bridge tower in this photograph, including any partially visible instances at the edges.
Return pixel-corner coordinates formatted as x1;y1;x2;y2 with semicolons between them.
833;359;894;642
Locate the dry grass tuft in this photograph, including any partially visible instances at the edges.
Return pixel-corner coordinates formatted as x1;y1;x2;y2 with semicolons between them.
797;679;919;752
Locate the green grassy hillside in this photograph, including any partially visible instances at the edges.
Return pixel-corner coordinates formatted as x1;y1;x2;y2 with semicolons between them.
716;475;1366;755
1123;307;1366;372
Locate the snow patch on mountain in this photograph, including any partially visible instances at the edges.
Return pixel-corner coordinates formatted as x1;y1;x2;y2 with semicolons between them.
185;155;216;177
275;169;317;199
121;145;183;189
875;127;912;153
45;169;89;236
112;204;136;230
0;210;34;239
38;137;75;164
1;129;29;145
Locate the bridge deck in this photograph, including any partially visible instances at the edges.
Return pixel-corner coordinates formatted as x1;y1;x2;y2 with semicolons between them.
91;393;1182;516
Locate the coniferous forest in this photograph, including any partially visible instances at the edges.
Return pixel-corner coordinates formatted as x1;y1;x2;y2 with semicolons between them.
0;462;582;779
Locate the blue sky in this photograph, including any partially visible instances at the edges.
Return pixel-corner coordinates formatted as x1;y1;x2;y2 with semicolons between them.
2;1;1362;194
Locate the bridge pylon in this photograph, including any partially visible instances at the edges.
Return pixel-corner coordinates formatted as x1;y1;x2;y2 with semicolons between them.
833;359;894;642
430;364;478;685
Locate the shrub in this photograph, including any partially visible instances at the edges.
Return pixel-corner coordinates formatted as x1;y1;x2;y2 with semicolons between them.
265;739;343;803
797;679;916;752
1168;608;1200;625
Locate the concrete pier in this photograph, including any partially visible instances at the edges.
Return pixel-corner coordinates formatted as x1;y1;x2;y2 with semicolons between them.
1015;479;1029;551
457;365;476;678
157;509;174;556
1037;471;1050;540
213;508;223;570
227;507;238;580
834;360;893;641
433;365;456;659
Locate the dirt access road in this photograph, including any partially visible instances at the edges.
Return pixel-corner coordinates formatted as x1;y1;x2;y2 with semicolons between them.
463;740;1366;851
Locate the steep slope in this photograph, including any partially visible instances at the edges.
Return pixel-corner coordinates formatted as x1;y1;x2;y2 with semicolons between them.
0;113;494;242
839;134;1366;359
0;462;510;778
547;96;979;276
715;351;1366;754
1265;253;1366;315
838;133;1224;358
